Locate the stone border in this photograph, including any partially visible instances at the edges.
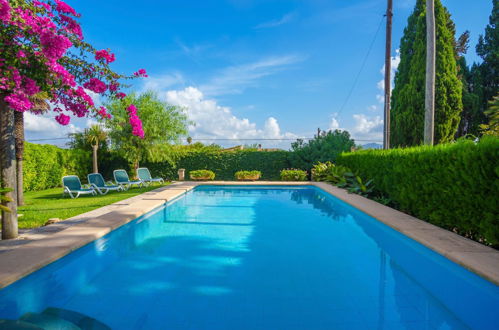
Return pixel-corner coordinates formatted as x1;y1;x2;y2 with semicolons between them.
0;181;497;289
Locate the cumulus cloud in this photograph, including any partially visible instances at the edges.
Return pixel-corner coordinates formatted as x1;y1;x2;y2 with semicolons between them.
351;114;383;142
254;12;295;29
166;87;296;147
24;112;81;147
329;117;340;131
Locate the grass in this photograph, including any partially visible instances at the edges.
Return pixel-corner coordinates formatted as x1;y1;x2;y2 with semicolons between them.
18;183;170;229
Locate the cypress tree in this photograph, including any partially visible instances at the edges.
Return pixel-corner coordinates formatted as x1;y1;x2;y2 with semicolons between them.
474;0;499;132
391;0;462;146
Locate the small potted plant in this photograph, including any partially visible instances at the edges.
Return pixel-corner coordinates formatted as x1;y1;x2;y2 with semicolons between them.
189;169;216;181
235;170;261;181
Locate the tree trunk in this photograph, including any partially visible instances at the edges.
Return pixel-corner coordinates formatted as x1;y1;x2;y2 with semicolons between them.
0;96;18;239
14;111;24;206
92;144;98;173
424;0;436;145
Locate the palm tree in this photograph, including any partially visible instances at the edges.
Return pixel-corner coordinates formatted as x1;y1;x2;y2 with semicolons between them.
14;93;50;206
85;124;107;173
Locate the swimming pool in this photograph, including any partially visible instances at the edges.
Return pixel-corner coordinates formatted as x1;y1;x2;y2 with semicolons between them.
0;185;497;329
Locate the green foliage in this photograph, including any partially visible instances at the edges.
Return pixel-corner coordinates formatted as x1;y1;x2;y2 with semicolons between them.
234;171;261;180
289;130;355;171
145;150;290;181
391;0;462;146
338;173;374;197
312;161;351;185
0;188;14;213
189;170;216;180
337;137;499;246
105;91;190;169
280;169;308;181
23;142;91;191
480;94;499;136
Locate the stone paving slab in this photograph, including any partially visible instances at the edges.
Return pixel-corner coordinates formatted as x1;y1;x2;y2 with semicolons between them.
0;181;498;289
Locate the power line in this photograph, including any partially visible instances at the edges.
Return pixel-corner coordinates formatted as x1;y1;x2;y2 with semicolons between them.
336;15;385;118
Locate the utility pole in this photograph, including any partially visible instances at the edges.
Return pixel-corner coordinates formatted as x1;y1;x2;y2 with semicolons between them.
383;0;393;149
424;0;436;145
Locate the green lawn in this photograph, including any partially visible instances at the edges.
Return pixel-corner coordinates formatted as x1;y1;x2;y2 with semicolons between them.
18;184;170;229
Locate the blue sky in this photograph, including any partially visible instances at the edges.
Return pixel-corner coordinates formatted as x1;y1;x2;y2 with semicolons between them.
26;0;493;148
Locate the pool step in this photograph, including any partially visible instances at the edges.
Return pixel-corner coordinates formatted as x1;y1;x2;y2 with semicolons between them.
19;313;80;330
41;307;111;330
0;319;43;329
0;307;111;330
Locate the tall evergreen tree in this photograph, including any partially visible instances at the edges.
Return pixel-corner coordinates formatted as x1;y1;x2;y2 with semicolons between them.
391;0;462;146
474;0;499;131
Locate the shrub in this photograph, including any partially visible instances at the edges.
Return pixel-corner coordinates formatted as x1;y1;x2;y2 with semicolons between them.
337;136;499;246
235;170;261;181
289;130;355;171
189;170;215;180
280;169;308;181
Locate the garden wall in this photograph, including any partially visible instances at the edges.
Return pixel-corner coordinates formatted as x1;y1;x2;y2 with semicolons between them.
337;137;499;246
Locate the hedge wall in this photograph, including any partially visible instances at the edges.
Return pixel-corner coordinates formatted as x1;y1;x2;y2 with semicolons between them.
23;143;91;191
145;150;291;181
337;137;499;246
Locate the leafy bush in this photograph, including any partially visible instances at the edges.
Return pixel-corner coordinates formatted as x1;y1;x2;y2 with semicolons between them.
337;136;499;246
289;130;355;171
235;170;261;181
312;161;351;185
189;170;215;180
280;169;308;181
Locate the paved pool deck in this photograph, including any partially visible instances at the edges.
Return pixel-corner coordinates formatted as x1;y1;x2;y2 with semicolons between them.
0;181;497;289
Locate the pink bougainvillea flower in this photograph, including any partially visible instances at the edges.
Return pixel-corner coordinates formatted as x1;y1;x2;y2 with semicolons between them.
60;15;83;39
0;0;11;22
55;113;71;125
95;49;115;64
40;30;72;60
133;69;148;77
23;77;40;96
115;92;126;99
83;78;107;94
54;0;78;16
126;104;144;138
4;93;32;112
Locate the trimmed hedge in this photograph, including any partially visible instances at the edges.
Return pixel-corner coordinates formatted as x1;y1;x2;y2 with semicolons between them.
23;143;91;191
145;150;290;181
337;137;499;246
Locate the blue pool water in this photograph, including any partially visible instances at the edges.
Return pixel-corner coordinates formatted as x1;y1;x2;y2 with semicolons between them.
0;186;498;329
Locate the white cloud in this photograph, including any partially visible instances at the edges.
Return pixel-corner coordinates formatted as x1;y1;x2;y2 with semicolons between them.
141;73;184;95
166;87;296;147
376;49;401;103
200;55;305;96
330;117;340;130
368;105;378;112
351;114;383;142
24;112;81;144
254;12;295;29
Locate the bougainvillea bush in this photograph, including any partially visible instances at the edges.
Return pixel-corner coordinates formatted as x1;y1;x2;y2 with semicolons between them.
0;0;146;133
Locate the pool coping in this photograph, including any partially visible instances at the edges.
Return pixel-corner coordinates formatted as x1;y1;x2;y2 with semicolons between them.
0;181;497;289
